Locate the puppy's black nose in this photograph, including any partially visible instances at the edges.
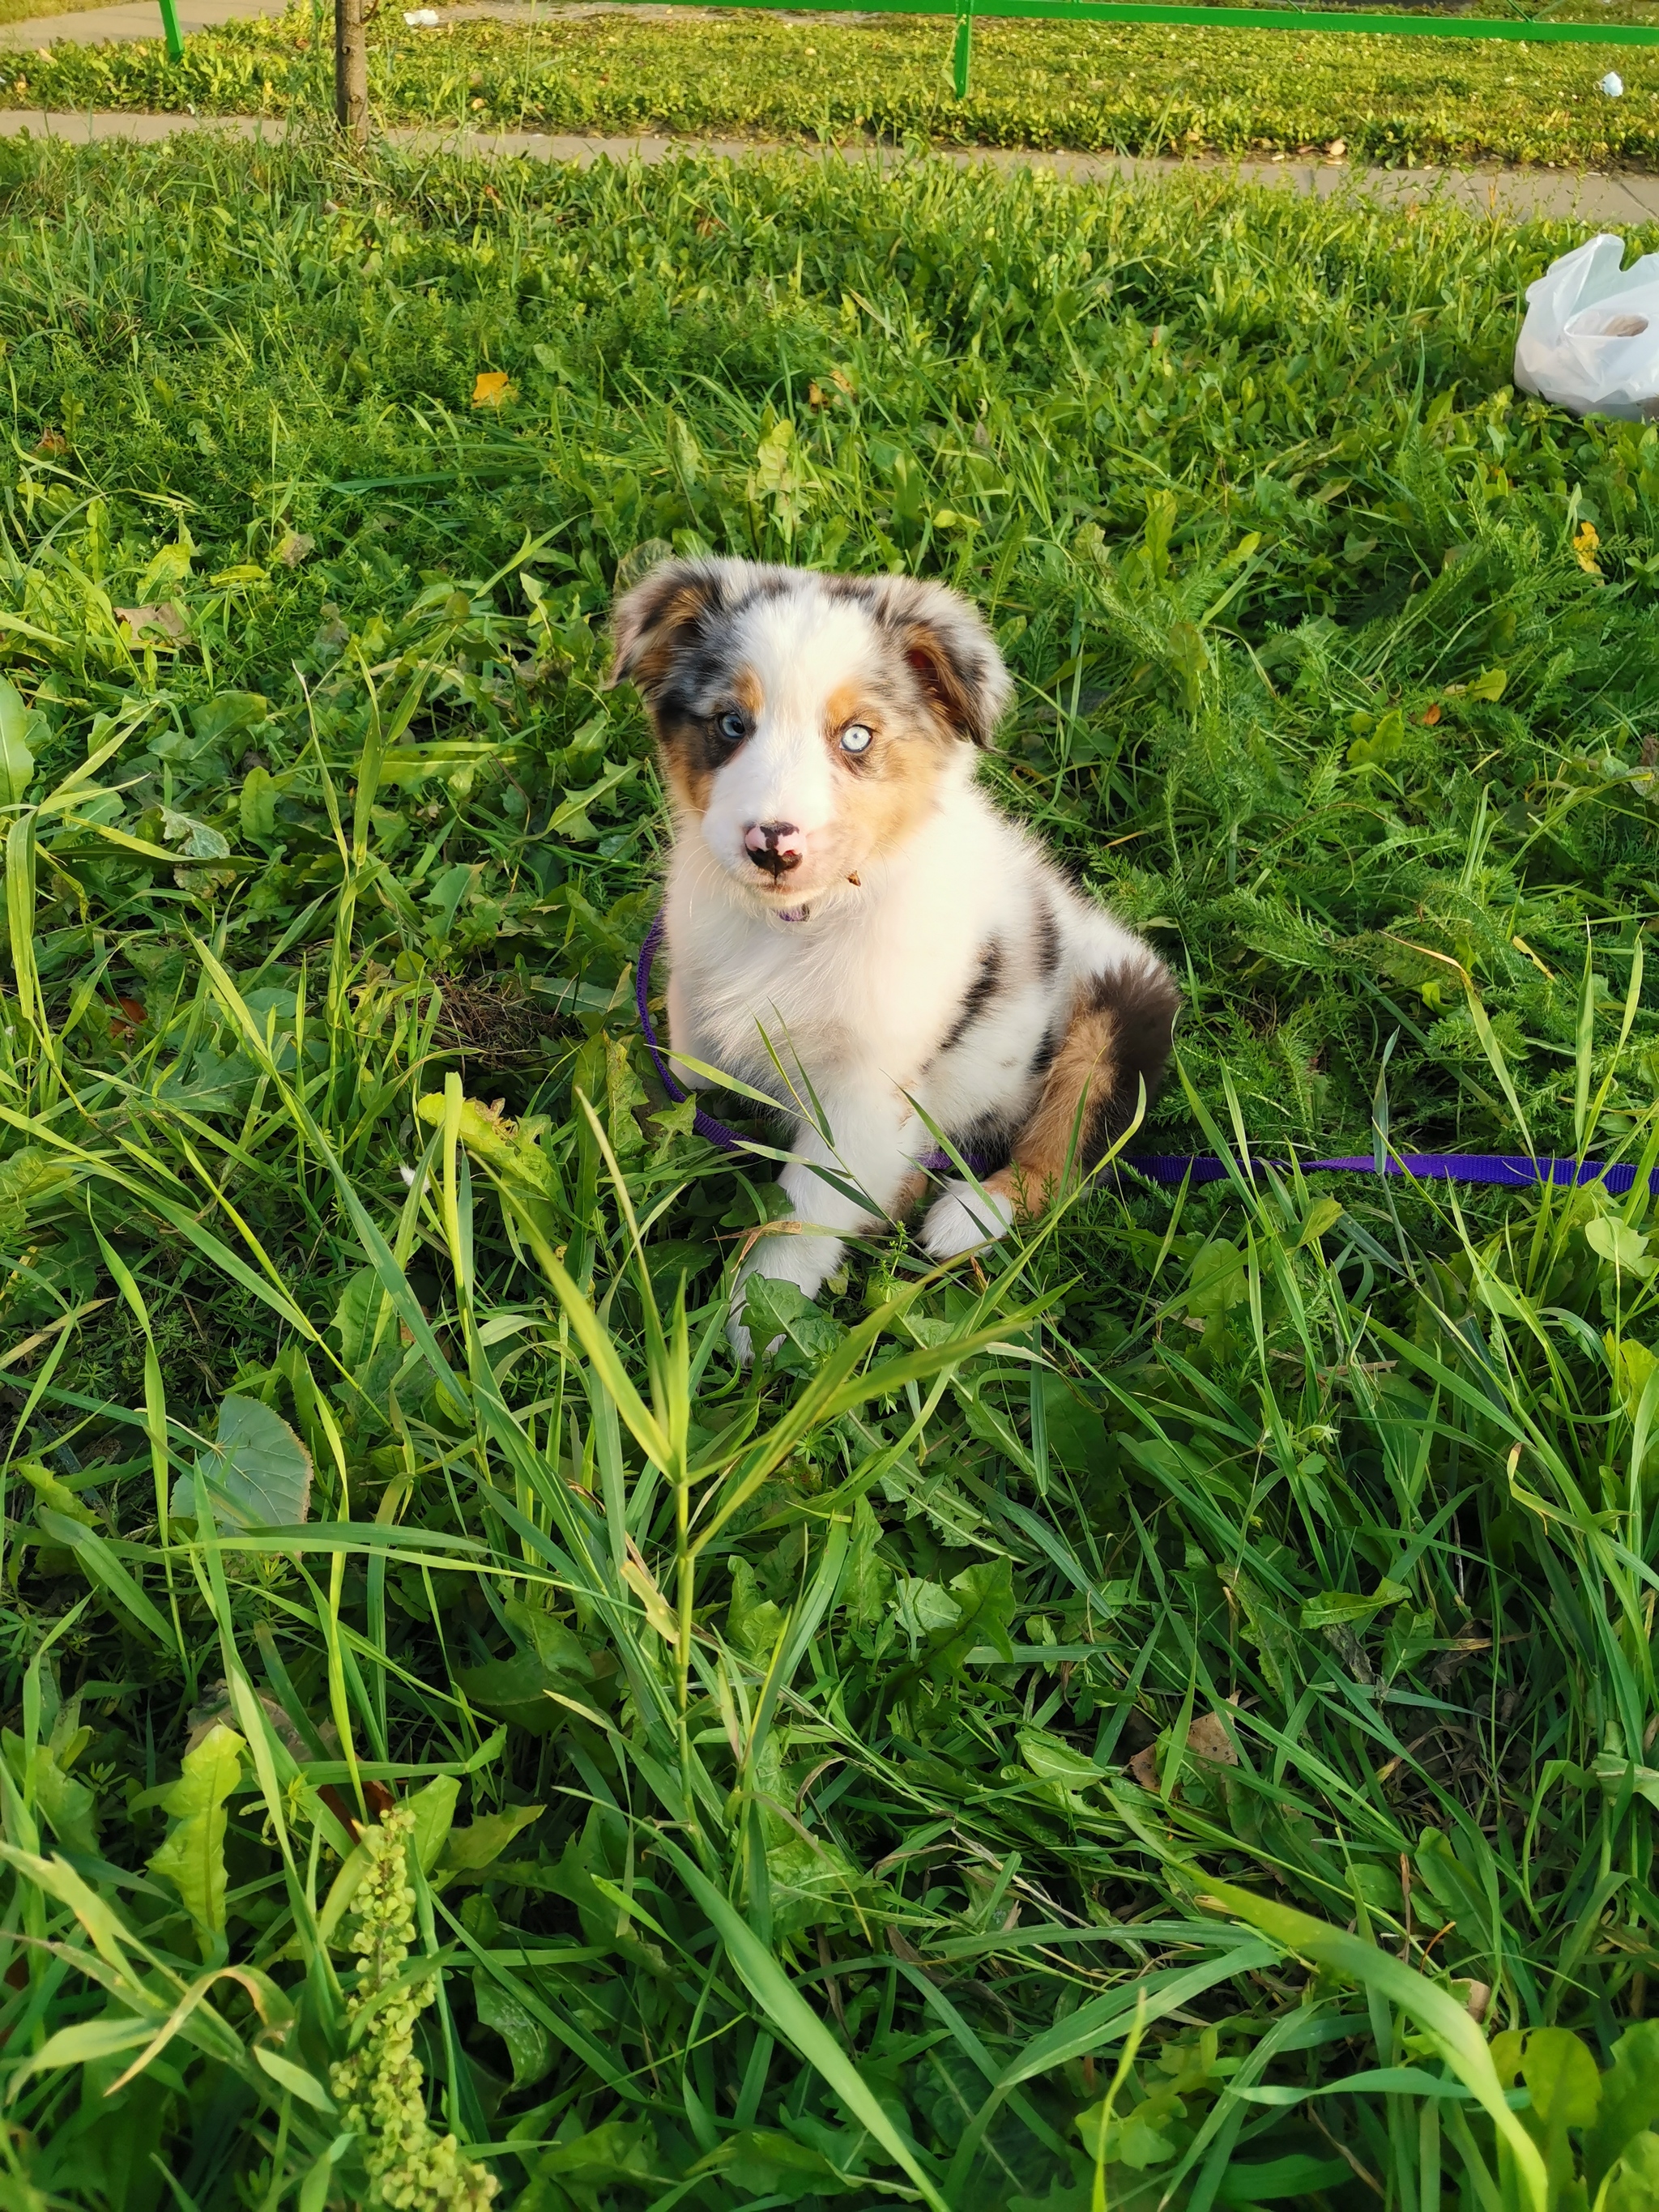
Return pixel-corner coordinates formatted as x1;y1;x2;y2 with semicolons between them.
744;822;802;878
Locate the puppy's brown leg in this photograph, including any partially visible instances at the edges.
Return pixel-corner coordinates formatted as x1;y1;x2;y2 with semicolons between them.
984;957;1180;1220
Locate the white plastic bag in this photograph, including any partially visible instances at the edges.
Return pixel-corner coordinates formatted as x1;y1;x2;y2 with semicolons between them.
1515;233;1659;420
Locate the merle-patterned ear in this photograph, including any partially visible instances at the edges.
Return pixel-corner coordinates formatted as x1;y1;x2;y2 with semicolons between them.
607;558;731;696
873;575;1013;747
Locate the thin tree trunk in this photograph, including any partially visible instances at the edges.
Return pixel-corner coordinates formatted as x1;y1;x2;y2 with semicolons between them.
335;0;368;139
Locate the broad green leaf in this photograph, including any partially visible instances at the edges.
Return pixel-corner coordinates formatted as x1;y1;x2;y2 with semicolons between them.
184;1394;312;1530
456;1609;608;1736
1609;2133;1659;2212
191;690;267;747
407;1773;461;1873
1590;2024;1659;2188
17;1458;94;1528
1300;1581;1407;1630
2;1732;100;1856
741;1274;845;1363
1298;1196;1345;1248
473;1967;552;2091
147;1722;244;1954
539;2118;657;2184
1520;2026;1601;2129
136;535;194;598
331;1266;387;1372
689;2129;851;2195
762;1833;865;1941
239;764;278;841
439;1803;543;1873
1018;1726;1105;1790
1039;1374;1111;1477
1588;1217;1656;1280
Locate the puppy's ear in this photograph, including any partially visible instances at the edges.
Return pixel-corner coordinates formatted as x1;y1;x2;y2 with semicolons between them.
876;575;1012;747
608;559;727;696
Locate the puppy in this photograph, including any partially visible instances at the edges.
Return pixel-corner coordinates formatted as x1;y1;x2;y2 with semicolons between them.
610;558;1179;1353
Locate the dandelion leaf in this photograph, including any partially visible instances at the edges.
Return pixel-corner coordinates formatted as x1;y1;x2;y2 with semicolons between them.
147;1723;243;1951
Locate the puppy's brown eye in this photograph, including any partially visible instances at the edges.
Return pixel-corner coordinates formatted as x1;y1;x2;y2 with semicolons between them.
840;723;874;756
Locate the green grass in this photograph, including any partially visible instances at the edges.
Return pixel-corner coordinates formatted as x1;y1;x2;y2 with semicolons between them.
19;3;1659;172
2;123;1659;2210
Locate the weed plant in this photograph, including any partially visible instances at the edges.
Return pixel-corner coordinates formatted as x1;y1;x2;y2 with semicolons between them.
19;5;1659;173
2;131;1659;2210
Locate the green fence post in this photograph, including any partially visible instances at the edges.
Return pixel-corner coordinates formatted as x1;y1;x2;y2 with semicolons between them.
951;0;974;96
158;0;184;60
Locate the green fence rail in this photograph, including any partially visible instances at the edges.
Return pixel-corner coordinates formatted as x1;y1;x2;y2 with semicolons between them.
586;0;1659;100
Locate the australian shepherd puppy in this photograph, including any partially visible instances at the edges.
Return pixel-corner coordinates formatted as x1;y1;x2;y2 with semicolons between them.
610;557;1179;1354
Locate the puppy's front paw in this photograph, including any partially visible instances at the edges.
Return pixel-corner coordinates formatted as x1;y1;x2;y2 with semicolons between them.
921;1179;1014;1259
728;1231;840;1363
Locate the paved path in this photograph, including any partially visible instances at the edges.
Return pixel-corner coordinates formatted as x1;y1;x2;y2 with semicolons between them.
0;0;277;45
0;0;936;42
0;103;1656;223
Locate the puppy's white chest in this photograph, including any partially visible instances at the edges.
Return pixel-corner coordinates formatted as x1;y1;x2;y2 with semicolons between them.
693;915;895;1083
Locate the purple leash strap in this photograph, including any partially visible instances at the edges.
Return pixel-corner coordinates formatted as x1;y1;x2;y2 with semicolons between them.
634;913;1659;1196
1129;1153;1659;1193
634;914;748;1156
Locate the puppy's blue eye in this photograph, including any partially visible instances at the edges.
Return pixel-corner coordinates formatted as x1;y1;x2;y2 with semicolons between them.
717;710;748;744
840;723;874;756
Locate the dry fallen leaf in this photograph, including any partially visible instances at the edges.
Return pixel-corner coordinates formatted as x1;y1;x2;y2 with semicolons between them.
1187;1711;1239;1767
117;602;190;641
1421;701;1442;727
471;370;514;409
1128;1745;1160;1789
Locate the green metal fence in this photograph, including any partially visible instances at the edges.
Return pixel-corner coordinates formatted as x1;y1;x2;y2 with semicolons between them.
947;0;1659;98
154;0;1659;105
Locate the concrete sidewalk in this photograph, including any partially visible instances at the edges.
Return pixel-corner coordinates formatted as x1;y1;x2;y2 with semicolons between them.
0;0;279;45
0;104;1657;223
0;0;859;43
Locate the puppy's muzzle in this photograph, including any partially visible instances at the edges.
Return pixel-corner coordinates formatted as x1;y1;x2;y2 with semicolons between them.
744;821;803;880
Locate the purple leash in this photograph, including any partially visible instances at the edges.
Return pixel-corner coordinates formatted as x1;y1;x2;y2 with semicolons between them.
633;913;1659;1196
634;913;749;1157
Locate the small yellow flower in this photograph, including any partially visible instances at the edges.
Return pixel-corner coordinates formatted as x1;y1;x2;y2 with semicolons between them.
1573;520;1601;573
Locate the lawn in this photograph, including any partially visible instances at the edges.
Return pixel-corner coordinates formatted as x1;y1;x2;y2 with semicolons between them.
19;2;1659;173
2;124;1659;2209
